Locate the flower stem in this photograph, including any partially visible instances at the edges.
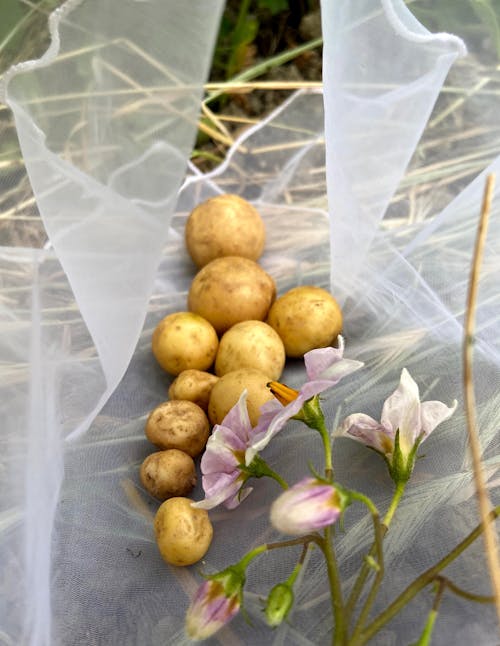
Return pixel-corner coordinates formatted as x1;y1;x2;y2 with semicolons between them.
436;575;495;604
413;578;446;646
265;535;322;552
357;506;500;644
348;493;384;642
321;525;346;646
383;482;406;527
242;454;289;489
345;483;405;623
300;396;334;480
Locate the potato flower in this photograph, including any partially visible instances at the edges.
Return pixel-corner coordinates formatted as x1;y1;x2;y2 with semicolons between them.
246;336;363;464
185;569;243;640
192;390;257;510
338;368;457;483
270;477;347;536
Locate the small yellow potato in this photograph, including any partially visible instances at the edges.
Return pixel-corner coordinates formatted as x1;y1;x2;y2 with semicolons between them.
152;311;218;376
267;285;343;358
208;368;274;427
154;497;213;566
168;369;219;412
215;320;285;380
140;450;197;500
145;400;210;457
185;193;266;268
188;256;276;334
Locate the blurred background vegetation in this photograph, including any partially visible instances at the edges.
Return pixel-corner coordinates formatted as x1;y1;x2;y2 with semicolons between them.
0;0;499;245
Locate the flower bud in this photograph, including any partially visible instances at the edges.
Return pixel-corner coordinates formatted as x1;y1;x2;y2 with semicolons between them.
270;477;344;536
185;567;244;641
265;582;294;627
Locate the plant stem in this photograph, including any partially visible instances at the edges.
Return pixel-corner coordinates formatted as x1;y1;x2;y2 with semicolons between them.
383;482;406;527
321;525;346;646
243;454;289;489
357;506;500;644
413;579;446;646
265;534;322;552
345;483;405;622
348;494;385;642
436;576;495;604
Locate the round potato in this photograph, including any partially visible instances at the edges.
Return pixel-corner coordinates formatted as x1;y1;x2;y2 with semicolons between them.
152;311;218;376
140;450;197;500
168;369;219;412
215;320;285;380
188;256;276;334
267;286;343;357
185;194;266;267
154;497;213;566
208;368;274;427
145;400;210;457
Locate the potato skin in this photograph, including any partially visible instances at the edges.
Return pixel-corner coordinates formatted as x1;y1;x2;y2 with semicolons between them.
208;368;274;427
145;400;210;457
152;311;218;376
140;450;197;500
185;194;266;268
154;497;213;566
188;256;276;334
168;369;219;412
215;320;285;380
267;286;343;357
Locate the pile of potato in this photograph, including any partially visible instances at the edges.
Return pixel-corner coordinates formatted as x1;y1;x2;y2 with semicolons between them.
140;194;343;567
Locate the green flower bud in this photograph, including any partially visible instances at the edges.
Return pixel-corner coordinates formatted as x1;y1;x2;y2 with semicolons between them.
265;582;294;627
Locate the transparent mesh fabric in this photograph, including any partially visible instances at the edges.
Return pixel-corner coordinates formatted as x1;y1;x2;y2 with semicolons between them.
1;0;500;645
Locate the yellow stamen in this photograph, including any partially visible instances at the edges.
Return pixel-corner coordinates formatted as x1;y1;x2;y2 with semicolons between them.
267;381;300;406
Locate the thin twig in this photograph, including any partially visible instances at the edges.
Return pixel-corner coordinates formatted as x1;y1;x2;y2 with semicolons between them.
463;173;500;627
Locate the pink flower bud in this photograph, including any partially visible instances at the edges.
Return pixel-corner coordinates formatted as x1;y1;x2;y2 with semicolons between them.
185;578;240;641
270;477;343;536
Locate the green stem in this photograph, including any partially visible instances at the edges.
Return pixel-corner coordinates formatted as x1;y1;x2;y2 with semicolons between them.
437;576;495;604
357;506;500;644
348;493;385;642
345;483;406;622
383;482;406;527
300;396;334;480
242;454;289;489
413;577;446;646
238;543;267;570
321;525;346;646
265;534;322;552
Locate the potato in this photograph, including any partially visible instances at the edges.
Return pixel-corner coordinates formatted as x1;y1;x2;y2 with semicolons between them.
188;256;276;334
140;450;197;500
154;497;213;566
185;194;266;267
267;285;343;358
168;369;219;412
145;400;210;457
208;368;274;427
215;320;285;380
152;311;218;376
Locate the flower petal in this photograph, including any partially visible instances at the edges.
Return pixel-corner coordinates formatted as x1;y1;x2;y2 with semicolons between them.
304;337;346;380
304;342;363;388
420;399;458;439
192;473;241;510
245;396;305;464
221;389;252;442
201;439;239;475
339;413;395;455
381;368;421;456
